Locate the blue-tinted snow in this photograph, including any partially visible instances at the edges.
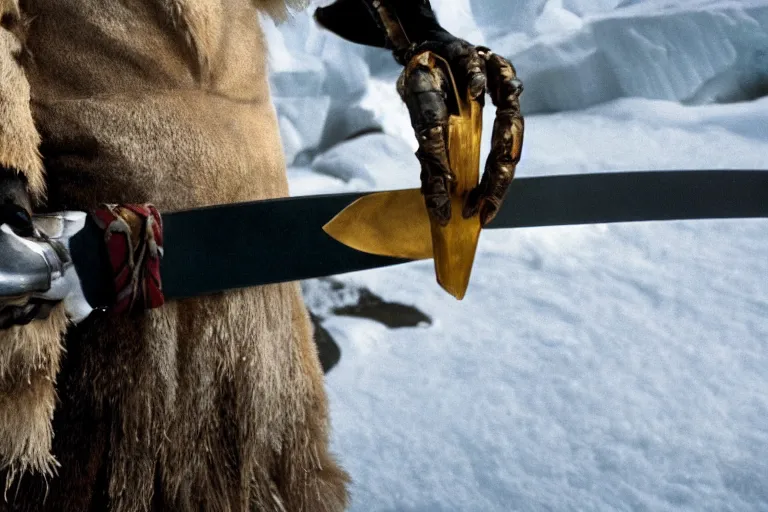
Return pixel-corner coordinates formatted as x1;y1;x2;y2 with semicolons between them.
509;1;768;113
268;1;768;510
267;0;768;165
295;97;768;511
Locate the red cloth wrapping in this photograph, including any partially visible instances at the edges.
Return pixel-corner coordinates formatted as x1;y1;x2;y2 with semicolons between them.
92;204;164;313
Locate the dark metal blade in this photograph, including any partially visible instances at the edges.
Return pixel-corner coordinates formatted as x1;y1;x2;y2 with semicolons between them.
489;170;768;229
161;191;402;300
70;169;768;305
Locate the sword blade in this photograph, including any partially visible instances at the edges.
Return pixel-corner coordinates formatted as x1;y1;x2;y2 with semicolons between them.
489;170;768;229
162;191;405;300
70;170;768;306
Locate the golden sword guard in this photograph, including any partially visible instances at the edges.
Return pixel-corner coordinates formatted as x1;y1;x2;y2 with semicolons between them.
323;52;484;299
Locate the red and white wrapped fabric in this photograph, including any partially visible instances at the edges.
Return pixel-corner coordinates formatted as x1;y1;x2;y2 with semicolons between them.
91;204;164;313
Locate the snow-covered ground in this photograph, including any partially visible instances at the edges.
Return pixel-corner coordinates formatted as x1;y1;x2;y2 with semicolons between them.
305;97;768;512
267;1;768;510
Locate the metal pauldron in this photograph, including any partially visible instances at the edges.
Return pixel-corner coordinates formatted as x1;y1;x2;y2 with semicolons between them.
0;211;93;323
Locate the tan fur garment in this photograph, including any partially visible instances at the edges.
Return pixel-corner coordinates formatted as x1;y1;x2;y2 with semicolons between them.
0;0;349;510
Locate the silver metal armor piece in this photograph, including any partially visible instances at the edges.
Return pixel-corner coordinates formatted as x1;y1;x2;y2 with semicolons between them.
0;211;93;323
0;223;61;297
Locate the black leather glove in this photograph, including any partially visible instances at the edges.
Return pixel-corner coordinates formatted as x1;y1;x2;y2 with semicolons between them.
315;0;455;53
315;0;524;226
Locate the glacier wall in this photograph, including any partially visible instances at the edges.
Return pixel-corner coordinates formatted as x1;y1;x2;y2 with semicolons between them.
511;1;768;113
266;0;768;165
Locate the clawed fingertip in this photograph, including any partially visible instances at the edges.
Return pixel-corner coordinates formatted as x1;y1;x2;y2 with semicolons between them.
479;202;498;227
462;188;481;219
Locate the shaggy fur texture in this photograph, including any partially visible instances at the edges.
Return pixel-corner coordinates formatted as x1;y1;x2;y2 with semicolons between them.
0;0;44;199
0;0;349;510
0;305;67;479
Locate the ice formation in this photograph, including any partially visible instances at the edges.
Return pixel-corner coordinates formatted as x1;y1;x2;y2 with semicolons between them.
266;0;768;158
510;0;768;113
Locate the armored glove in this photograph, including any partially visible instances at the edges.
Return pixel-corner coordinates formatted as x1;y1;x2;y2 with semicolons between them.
315;0;524;227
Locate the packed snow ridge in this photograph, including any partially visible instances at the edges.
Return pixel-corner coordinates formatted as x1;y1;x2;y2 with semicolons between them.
509;0;768;113
265;0;768;166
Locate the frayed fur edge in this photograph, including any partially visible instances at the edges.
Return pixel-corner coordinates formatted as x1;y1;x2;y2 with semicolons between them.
0;374;61;498
0;306;68;491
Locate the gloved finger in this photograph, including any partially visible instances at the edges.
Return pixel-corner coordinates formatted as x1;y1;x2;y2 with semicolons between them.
463;50;524;226
444;39;487;100
398;51;454;226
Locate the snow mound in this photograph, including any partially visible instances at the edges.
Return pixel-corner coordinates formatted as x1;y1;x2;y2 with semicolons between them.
506;1;768;113
265;13;380;165
311;133;419;191
470;0;548;39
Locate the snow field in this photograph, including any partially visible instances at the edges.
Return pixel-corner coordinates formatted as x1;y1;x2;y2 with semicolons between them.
268;1;768;509
298;97;768;511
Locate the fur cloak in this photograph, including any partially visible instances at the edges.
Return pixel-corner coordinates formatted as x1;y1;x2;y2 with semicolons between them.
0;0;348;509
